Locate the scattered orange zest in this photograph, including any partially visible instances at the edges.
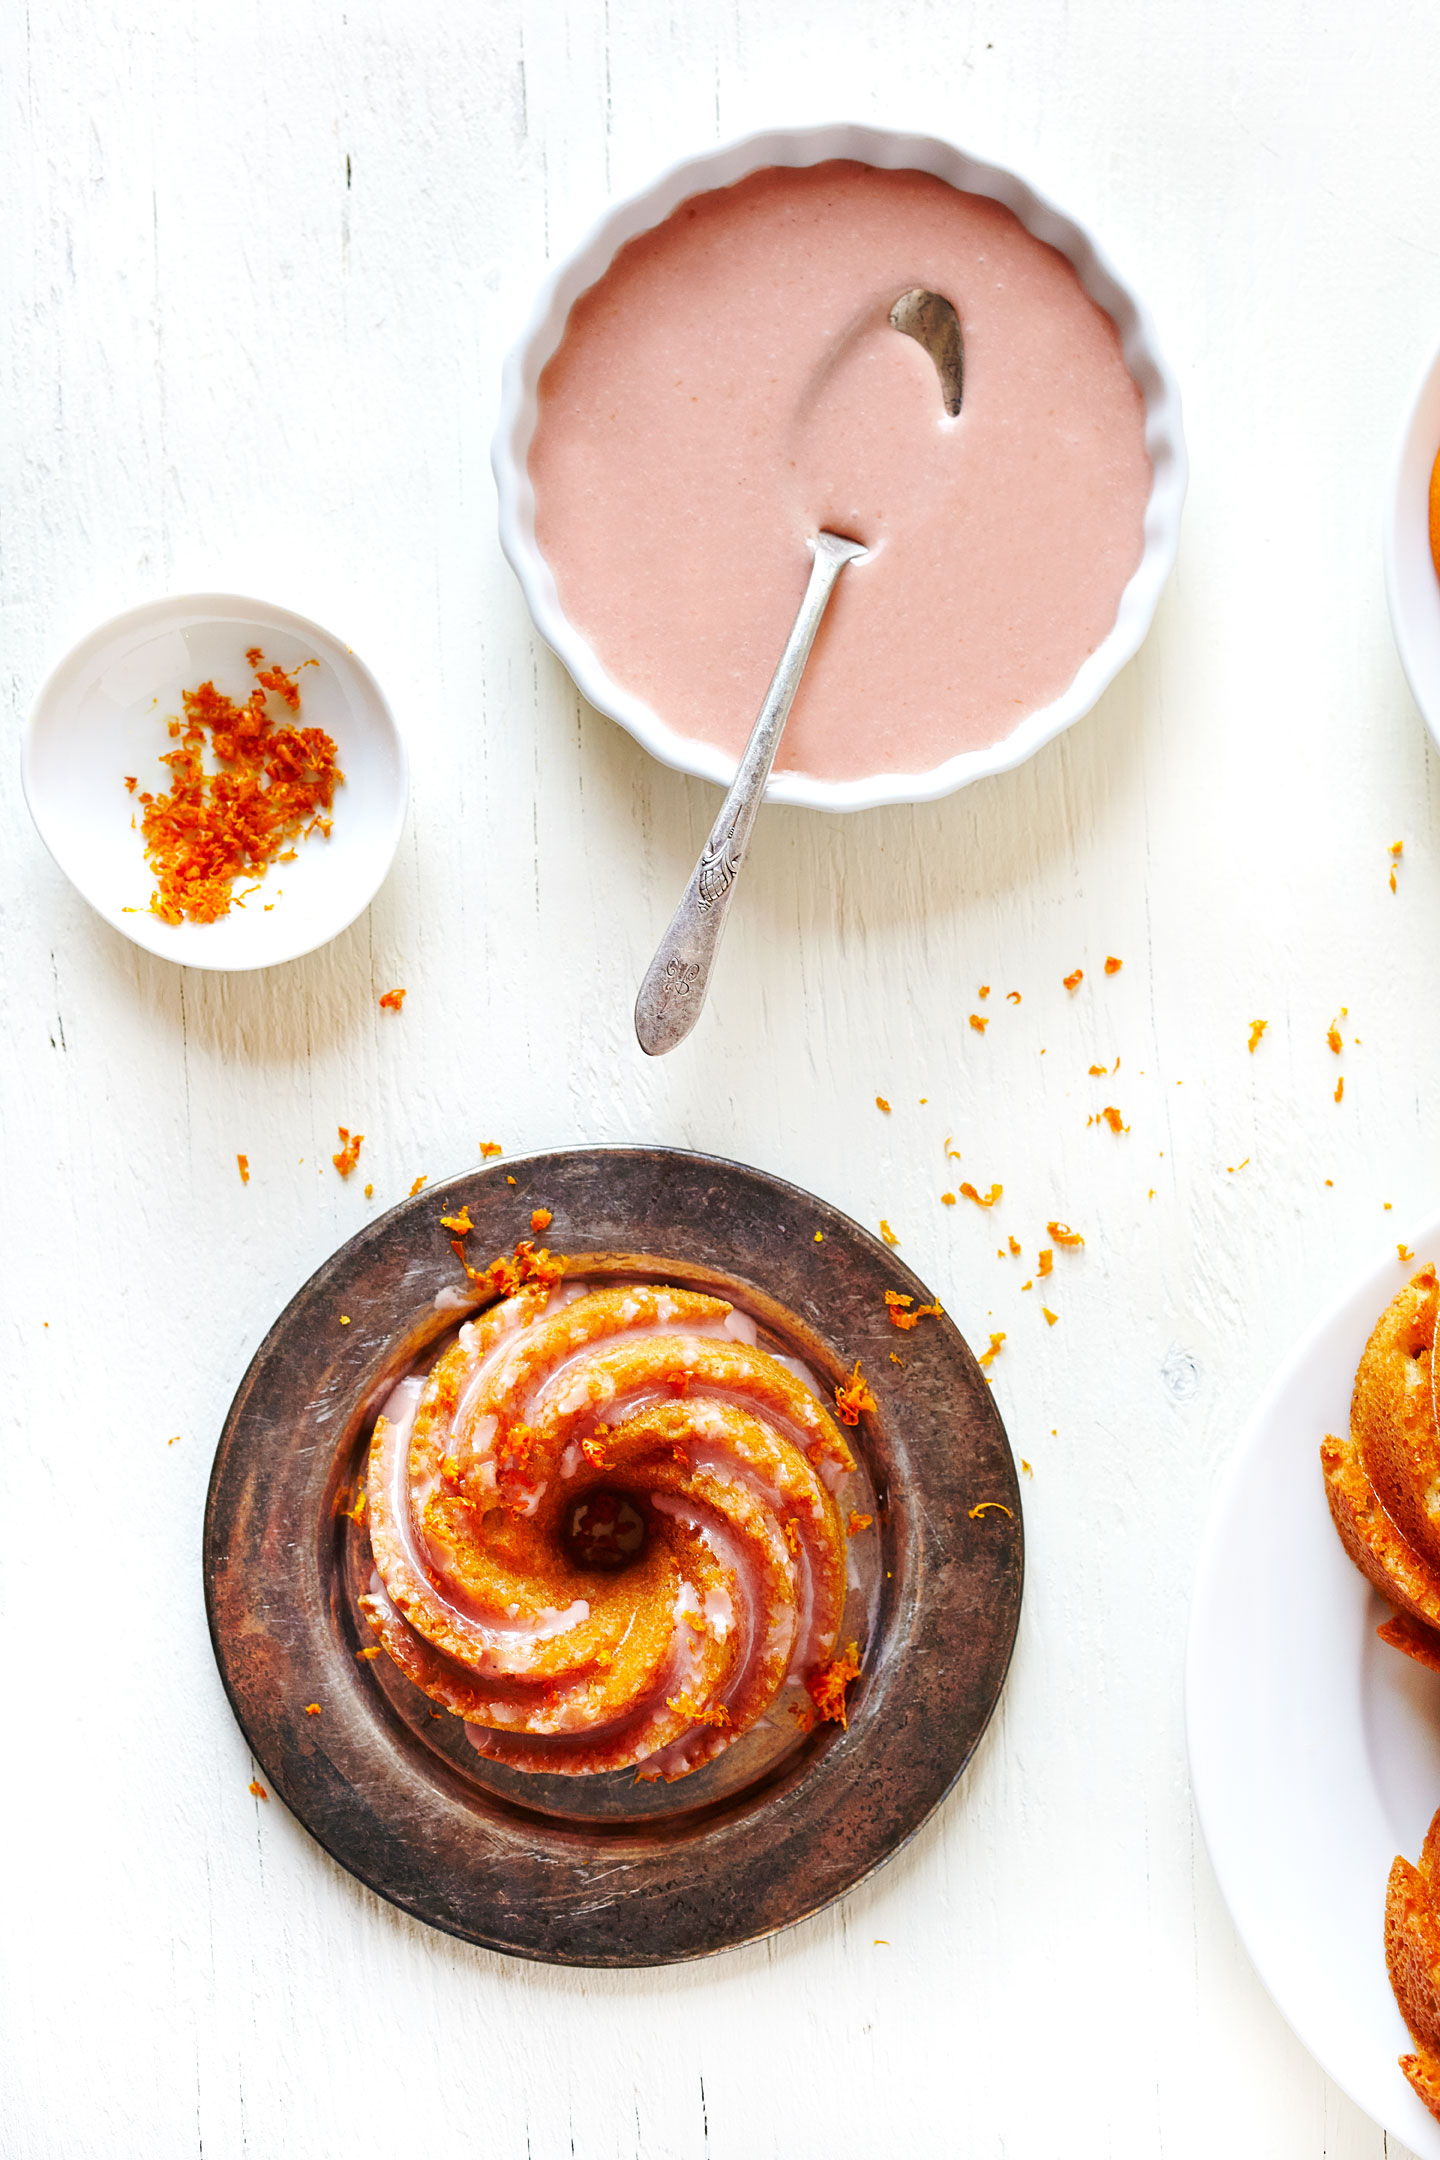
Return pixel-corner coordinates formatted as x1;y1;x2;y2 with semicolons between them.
968;1500;1013;1520
1399;1244;1416;1262
885;1288;942;1331
378;987;406;1012
1043;1307;1058;1326
958;1181;1002;1208
941;1191;957;1205
807;1642;861;1727
875;1095;891;1113
978;1331;1006;1367
408;1176;427;1198
1327;1008;1346;1054
531;1208;552;1232
440;1206;473;1236
969;1014;988;1033
667;1691;730;1729
249;1779;268;1800
1006;990;1021;1004
1046;1222;1084;1248
332;1126;363;1177
879;1219;899;1246
1335;1076;1345;1104
479;1140;503;1160
834;1359;877;1426
133;648;338;925
1248;1019;1267;1052
236;1152;250;1184
1100;1106;1128;1134
1063;969;1083;991
943;1136;963;1159
1104;956;1123;974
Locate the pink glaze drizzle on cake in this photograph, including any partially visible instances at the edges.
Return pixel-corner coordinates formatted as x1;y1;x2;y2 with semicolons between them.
530;160;1152;782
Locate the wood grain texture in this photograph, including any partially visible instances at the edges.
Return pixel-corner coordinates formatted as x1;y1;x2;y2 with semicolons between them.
2;0;1437;2153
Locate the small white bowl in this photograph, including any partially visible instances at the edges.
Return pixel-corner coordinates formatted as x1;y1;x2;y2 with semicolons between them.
1384;330;1440;741
494;121;1188;814
22;593;407;971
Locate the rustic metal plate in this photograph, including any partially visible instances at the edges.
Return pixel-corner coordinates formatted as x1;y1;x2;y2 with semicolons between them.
204;1145;1023;1966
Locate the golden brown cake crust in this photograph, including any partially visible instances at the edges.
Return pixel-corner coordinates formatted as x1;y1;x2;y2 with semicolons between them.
1351;1266;1440;1568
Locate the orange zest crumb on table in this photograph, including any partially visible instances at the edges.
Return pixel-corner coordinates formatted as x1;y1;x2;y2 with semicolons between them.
834;1359;877;1426
1100;1106;1128;1133
363;1182;373;1198
944;1135;963;1159
978;1331;1006;1367
1335;1076;1345;1104
378;987;406;1012
1400;1244;1416;1262
249;1779;268;1800
1006;990;1022;1004
958;1181;1002;1207
408;1176;427;1198
875;1095;891;1113
479;1140;503;1159
332;1127;363;1177
236;1153;250;1183
1328;1008;1347;1053
1063;968;1083;991
878;1219;899;1246
1043;1306;1058;1326
941;1191;957;1205
1104;955;1123;974
1046;1222;1083;1248
969;1013;988;1032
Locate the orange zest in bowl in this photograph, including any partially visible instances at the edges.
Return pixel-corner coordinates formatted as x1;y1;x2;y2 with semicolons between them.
131;648;339;925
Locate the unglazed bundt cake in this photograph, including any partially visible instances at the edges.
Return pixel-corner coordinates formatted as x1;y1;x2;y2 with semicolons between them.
1322;1264;1440;1669
1387;1808;1440;2121
359;1263;867;1781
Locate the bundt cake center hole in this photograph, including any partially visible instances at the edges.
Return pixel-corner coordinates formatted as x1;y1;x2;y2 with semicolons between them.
565;1490;648;1572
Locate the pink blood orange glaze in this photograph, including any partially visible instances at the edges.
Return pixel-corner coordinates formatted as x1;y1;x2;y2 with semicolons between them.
529;161;1152;783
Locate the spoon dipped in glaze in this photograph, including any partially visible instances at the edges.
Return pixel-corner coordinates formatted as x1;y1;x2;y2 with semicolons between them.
634;528;867;1056
633;290;963;1056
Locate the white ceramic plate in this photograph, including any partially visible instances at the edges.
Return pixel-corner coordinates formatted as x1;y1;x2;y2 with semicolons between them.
493;121;1187;814
1187;1216;1440;2154
22;593;407;971
1385;331;1440;747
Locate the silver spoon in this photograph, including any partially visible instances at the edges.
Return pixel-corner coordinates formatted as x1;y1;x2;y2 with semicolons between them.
634;528;866;1056
633;289;962;1057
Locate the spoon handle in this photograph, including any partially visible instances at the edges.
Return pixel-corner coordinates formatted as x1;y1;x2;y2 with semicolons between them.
634;531;866;1057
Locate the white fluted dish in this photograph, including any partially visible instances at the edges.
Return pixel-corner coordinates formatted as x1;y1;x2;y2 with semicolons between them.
493;121;1187;814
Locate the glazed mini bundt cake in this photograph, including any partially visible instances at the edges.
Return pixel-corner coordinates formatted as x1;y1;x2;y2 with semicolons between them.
359;1267;866;1780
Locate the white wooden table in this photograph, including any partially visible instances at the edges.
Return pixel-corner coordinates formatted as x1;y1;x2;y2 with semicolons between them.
5;3;1439;2153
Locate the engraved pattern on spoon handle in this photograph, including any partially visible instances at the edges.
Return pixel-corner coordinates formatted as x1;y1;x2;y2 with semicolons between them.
634;531;866;1056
